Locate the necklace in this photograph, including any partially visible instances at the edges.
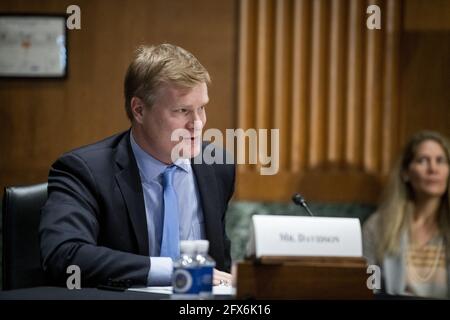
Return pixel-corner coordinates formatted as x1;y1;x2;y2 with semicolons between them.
407;237;444;283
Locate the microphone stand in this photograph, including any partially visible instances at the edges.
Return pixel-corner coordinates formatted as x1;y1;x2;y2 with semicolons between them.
291;193;314;217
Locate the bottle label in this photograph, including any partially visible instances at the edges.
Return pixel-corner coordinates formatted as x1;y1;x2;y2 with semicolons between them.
199;266;213;294
173;267;201;294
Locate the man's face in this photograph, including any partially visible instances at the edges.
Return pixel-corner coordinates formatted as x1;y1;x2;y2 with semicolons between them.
137;82;208;164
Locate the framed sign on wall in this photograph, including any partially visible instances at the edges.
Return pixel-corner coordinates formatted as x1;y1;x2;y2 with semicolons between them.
0;14;67;78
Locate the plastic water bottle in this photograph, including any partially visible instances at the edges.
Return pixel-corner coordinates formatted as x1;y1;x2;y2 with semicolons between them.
195;240;215;298
172;240;201;299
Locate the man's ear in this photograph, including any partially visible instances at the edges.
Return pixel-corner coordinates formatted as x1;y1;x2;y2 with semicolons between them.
130;97;146;124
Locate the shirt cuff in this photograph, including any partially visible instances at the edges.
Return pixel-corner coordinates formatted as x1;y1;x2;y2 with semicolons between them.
147;257;173;286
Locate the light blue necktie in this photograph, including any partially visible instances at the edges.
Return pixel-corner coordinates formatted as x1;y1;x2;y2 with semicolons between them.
160;165;180;260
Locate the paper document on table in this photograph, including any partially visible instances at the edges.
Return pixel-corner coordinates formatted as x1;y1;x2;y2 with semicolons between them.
213;285;236;295
128;286;235;296
128;286;173;295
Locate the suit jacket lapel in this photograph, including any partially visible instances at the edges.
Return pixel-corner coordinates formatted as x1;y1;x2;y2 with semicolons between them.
192;160;225;268
114;131;149;256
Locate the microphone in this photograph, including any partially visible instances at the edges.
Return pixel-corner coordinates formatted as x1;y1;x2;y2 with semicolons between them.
292;193;314;217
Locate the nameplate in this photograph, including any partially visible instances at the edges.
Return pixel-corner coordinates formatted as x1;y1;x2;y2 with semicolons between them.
246;215;362;258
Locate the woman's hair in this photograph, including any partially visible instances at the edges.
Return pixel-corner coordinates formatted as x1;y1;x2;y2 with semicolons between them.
376;130;450;259
124;43;211;121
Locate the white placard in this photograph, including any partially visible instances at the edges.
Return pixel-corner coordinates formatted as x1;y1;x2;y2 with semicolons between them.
246;215;362;258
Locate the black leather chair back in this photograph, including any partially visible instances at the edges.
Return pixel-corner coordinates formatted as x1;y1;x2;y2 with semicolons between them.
2;183;48;290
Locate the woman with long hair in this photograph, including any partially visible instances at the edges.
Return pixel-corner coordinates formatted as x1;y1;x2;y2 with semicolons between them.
363;131;450;298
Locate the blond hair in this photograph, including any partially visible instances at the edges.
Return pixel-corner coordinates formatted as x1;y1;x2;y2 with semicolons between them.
124;44;211;120
376;131;450;259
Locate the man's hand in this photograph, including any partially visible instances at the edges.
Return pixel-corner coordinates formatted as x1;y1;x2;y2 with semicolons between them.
213;268;233;287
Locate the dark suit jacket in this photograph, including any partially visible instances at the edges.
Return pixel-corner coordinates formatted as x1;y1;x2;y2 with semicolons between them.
39;130;235;287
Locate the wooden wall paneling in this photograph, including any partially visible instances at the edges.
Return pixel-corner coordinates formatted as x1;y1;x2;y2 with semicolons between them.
327;0;347;166
236;0;404;203
255;0;274;134
308;0;329;168
400;0;450;142
403;0;450;31
273;0;292;171
254;0;276;175
290;0;310;173
237;0;257;173
345;0;365;168
363;0;384;174
381;0;402;175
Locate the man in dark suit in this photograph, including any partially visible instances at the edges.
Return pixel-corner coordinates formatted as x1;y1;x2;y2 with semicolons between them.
39;44;235;287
